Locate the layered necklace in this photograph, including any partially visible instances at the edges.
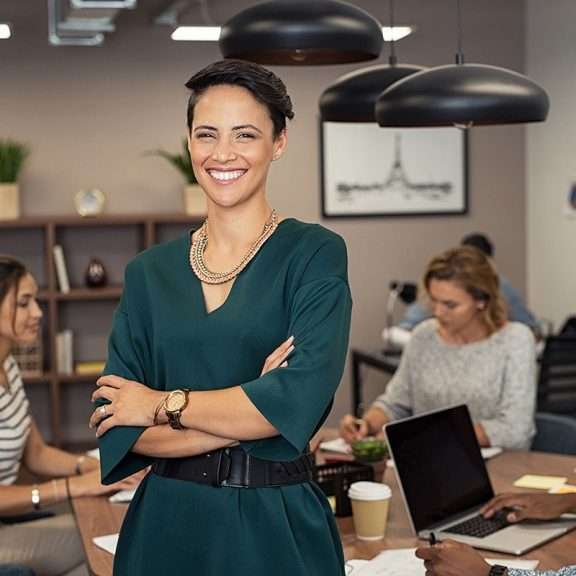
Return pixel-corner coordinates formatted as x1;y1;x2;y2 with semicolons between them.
190;210;279;285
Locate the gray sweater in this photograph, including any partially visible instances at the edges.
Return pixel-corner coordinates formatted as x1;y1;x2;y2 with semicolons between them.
372;319;536;450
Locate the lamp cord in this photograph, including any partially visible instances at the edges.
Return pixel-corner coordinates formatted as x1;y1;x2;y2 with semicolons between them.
389;0;397;66
456;0;465;64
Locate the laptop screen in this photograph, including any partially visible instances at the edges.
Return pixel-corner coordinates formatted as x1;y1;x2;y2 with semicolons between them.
385;405;494;533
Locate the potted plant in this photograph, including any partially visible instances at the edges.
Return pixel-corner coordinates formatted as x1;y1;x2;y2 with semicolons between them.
148;139;205;216
0;139;29;220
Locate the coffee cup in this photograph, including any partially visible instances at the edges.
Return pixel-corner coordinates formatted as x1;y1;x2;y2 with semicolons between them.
348;481;391;541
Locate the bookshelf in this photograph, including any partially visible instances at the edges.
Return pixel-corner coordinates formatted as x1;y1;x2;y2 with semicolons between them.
0;214;202;447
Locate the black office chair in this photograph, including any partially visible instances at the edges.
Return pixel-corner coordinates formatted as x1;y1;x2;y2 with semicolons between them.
537;335;576;415
0;566;36;576
532;412;576;455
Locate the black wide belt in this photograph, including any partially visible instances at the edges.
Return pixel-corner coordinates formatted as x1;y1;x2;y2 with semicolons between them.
151;446;315;488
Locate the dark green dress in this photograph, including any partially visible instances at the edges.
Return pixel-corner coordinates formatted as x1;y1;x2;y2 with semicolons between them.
97;218;352;575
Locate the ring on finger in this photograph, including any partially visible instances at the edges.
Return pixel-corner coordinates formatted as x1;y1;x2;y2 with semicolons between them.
100;405;107;418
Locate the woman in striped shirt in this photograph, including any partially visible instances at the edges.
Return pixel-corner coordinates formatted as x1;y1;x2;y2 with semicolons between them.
0;257;136;576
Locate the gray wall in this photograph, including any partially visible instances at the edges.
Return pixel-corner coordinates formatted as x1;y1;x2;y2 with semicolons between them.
526;0;576;329
1;0;528;436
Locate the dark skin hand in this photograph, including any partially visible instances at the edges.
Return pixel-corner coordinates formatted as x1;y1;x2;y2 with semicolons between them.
416;540;492;576
481;492;576;523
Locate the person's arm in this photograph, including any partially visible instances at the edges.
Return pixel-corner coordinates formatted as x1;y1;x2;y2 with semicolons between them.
481;492;576;522
478;325;537;450
415;540;576;576
339;407;389;444
22;420;98;478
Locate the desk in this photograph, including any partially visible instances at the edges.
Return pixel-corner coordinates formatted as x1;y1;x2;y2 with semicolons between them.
350;348;400;416
72;451;576;576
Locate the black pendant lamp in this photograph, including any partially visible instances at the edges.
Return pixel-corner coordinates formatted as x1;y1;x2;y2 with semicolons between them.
219;0;383;66
320;0;424;121
376;0;549;127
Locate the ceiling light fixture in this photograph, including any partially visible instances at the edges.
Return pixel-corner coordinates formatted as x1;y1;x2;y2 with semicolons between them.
219;0;384;66
320;0;424;122
170;25;412;43
375;0;549;127
171;26;220;41
0;23;12;39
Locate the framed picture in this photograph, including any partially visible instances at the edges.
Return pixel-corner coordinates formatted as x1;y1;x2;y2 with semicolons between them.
320;122;469;218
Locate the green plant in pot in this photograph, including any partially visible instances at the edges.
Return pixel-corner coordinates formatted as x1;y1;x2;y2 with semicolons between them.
351;437;389;463
149;139;205;216
0;139;29;220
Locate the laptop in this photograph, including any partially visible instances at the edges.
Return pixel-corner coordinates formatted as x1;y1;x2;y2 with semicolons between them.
384;404;576;555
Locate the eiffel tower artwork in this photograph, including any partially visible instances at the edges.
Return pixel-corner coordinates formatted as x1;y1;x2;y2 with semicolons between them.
336;133;453;203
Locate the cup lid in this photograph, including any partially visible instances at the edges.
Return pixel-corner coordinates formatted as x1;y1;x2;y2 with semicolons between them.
348;481;391;501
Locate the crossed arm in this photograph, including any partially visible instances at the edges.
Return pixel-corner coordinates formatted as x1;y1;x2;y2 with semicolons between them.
90;337;294;459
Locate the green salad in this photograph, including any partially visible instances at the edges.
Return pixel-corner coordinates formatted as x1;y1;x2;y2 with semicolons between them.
351;437;388;463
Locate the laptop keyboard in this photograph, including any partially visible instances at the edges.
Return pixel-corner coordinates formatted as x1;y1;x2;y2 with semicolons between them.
444;513;510;539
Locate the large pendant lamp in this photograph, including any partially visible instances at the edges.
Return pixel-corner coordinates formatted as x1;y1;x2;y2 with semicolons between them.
320;0;424;122
376;0;549;127
219;1;383;66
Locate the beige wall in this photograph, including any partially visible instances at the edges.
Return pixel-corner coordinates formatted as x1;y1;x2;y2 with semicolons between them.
526;0;576;330
1;0;528;430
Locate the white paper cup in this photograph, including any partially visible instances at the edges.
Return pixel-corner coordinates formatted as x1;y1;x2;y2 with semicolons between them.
348;481;392;541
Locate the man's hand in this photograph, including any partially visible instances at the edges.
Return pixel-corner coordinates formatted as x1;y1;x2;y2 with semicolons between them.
481;492;576;523
415;540;492;576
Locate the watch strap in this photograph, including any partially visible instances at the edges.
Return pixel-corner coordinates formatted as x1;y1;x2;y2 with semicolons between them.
166;389;190;430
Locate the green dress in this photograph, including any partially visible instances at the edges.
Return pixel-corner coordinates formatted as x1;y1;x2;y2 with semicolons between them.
98;218;352;575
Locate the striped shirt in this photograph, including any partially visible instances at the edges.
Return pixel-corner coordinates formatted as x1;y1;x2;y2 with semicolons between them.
0;355;32;485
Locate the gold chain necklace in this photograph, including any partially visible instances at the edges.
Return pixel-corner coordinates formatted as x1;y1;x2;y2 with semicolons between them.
190;210;278;285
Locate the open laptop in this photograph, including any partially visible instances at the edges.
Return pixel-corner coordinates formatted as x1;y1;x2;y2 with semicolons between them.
384;404;576;555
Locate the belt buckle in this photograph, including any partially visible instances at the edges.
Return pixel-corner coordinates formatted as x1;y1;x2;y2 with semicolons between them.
215;448;232;487
219;448;250;488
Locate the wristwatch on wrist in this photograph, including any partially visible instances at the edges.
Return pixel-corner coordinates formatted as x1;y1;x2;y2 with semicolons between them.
164;389;190;430
489;565;507;576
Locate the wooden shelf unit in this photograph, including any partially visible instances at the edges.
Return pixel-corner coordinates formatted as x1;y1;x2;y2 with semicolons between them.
0;213;202;446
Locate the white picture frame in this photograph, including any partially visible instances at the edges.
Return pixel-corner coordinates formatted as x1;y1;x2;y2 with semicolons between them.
321;122;468;218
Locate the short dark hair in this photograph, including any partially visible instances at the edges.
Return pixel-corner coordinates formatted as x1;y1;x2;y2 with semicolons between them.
185;59;294;139
461;233;494;258
0;256;27;331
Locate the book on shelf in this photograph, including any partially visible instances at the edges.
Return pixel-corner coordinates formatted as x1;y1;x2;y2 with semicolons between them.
75;361;106;375
56;330;74;374
53;245;70;293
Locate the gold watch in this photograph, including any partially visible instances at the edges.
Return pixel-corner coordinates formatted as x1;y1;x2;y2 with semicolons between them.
164;389;190;430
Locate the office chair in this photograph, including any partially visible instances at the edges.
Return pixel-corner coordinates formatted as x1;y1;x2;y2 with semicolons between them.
537;335;576;415
532;412;576;455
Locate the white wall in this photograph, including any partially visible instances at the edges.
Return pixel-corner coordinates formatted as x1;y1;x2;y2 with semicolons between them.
526;0;576;329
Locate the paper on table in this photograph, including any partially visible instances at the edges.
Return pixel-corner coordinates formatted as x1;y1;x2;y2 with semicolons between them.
345;560;369;575
319;438;352;454
354;548;538;576
514;475;567;490
93;533;118;555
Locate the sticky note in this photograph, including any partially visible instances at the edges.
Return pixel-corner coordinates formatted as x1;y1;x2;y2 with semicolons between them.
549;484;576;494
513;475;567;489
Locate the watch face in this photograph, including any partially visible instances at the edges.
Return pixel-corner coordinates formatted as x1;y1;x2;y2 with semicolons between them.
165;390;186;412
75;188;106;217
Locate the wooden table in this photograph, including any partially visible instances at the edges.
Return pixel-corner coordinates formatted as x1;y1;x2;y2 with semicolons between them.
71;451;576;575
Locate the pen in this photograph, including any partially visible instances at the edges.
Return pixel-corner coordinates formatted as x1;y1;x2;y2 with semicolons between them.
429;532;437;546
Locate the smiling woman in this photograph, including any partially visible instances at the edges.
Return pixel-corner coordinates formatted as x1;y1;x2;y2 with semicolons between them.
93;60;352;576
0;256;140;575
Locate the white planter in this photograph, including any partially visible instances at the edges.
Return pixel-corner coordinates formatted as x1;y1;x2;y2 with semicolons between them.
183;184;206;216
0;183;20;220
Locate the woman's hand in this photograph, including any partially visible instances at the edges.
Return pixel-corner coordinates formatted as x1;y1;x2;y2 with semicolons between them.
90;375;165;437
68;467;147;498
339;415;369;444
260;336;295;376
481;492;576;522
415;540;491;576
